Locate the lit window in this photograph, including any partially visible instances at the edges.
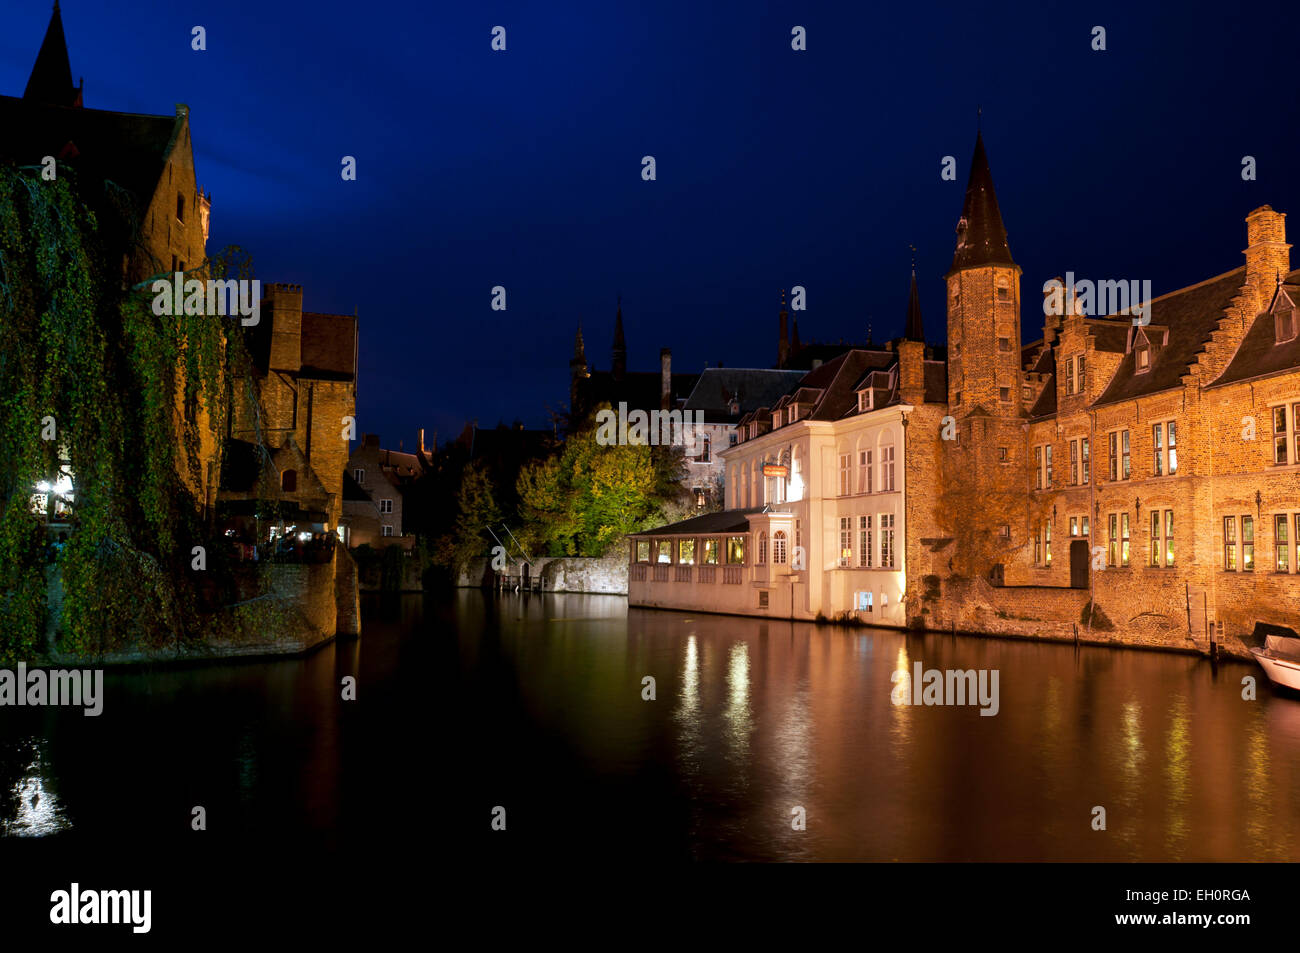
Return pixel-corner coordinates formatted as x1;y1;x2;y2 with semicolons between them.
839;517;852;567
679;539;695;565
657;540;672;564
880;513;895;568
860;515;872;568
772;531;787;565
1276;515;1290;572
1224;516;1236;571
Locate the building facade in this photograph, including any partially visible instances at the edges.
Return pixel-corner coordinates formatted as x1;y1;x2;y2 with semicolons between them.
632;132;1300;652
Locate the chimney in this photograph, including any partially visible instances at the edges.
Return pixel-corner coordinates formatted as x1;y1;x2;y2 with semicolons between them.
660;348;671;410
1245;206;1291;311
418;428;425;454
898;340;926;406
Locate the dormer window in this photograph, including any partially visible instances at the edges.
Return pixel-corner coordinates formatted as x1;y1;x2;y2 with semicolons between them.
858;390;873;412
1136;346;1150;372
789;405;799;423
1276;303;1297;344
772;413;781;429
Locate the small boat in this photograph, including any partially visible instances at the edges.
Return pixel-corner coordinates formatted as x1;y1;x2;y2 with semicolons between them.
1250;635;1300;691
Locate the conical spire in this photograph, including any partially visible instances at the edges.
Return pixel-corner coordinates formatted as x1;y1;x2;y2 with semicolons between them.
904;267;924;342
611;296;626;380
948;131;1014;275
24;3;81;108
572;321;586;363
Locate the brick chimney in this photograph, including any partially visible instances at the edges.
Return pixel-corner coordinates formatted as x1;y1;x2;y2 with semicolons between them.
660;348;672;410
1245;206;1291;311
418;428;425;454
898;340;926;405
264;283;303;373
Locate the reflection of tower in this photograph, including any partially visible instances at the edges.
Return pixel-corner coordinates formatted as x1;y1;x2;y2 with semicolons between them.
612;296;627;381
569;322;590;414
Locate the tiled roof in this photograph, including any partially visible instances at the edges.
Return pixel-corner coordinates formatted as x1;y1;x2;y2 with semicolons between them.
683;368;806;414
1210;271;1300;388
1093;267;1245;407
948;132;1015;275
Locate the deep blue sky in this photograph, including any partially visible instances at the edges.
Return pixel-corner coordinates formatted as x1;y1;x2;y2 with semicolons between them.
4;0;1298;451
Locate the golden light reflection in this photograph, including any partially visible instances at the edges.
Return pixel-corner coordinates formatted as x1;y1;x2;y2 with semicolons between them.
4;775;69;837
1164;695;1189;856
724;642;753;762
890;643;911;746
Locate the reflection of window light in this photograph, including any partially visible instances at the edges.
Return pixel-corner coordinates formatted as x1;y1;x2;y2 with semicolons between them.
36;482;51;493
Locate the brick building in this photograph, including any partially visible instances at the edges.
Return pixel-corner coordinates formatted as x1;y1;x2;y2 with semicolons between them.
2;3;219;509
632;131;1300;652
343;433;429;548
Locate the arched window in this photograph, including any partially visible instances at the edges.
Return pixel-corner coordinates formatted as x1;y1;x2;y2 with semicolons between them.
773;531;788;565
758;531;768;564
281;469;297;492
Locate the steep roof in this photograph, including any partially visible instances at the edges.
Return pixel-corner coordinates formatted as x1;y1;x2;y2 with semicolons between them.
23;2;80;108
1093;267;1245;406
948;132;1015;276
1210;270;1300;388
576;369;700;415
0;95;180;218
683;367;806;418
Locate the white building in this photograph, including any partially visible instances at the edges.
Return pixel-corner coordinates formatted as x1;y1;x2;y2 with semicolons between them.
629;296;945;625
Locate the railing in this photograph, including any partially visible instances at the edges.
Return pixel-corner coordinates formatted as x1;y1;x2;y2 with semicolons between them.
723;565;744;585
652;564;670;582
675;565;693;582
698;565;717;584
631;564;647;581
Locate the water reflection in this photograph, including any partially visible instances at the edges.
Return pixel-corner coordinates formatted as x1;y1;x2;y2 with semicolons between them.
1;740;69;836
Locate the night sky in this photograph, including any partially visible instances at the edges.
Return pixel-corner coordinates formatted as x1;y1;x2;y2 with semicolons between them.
3;0;1298;450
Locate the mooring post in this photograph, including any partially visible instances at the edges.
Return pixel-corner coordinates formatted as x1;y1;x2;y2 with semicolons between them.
1073;622;1079;645
1209;622;1218;662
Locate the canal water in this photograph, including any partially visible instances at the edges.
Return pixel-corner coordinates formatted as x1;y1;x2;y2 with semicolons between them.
3;591;1298;862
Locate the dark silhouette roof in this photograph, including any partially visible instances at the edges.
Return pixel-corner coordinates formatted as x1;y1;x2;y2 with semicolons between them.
0;95;179;218
905;269;925;342
948;132;1015;276
24;2;80;108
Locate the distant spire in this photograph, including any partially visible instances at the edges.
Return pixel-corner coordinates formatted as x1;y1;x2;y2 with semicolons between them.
777;289;790;367
24;2;81;108
611;297;627;380
904;262;924;342
947;131;1015;276
573;321;586;363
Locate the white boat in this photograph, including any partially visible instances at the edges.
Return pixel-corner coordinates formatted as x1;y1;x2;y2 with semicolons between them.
1251;635;1300;691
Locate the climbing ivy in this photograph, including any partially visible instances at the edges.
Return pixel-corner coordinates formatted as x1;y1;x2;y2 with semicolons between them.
0;162;256;662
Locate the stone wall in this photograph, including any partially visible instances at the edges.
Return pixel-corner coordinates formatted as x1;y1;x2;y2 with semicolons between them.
458;553;629;594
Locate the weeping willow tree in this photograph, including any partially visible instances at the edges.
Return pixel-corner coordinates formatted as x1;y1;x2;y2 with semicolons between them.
0;162;257;662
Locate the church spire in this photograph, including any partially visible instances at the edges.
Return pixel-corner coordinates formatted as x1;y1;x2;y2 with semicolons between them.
25;2;82;108
904;266;924;342
611;296;627;380
947;131;1013;276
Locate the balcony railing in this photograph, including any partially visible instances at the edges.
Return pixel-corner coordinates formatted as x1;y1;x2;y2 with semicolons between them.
723;566;743;585
675;565;693;582
631;564;647;581
652;564;670;582
698;565;717;584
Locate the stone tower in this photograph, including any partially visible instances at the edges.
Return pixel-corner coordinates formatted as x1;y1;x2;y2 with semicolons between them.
945;131;1022;417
